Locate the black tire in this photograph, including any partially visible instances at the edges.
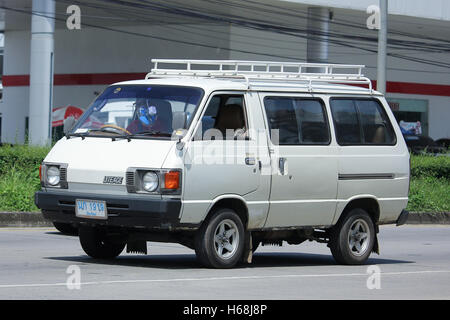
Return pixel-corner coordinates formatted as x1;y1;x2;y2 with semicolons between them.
53;222;78;235
329;208;375;265
194;208;245;268
79;226;125;259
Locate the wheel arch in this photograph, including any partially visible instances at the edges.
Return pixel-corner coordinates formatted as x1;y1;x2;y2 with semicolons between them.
202;195;249;229
335;196;381;227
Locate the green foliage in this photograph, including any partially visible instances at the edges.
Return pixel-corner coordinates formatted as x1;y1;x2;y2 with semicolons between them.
410;154;450;180
0;145;50;212
0;167;42;211
407;176;450;212
0;145;50;176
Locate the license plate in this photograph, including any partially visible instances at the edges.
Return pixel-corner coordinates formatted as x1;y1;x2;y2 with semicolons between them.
75;199;107;220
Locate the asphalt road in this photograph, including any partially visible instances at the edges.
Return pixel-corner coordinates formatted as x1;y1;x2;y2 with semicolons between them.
0;225;449;300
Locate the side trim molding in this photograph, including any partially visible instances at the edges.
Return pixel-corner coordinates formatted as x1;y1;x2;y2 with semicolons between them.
338;173;395;180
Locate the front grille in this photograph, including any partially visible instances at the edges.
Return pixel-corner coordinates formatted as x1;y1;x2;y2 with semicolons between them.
59;165;68;189
60;167;67;182
126;171;136;193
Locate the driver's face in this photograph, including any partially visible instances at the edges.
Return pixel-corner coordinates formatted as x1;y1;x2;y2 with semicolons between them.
137;101;157;125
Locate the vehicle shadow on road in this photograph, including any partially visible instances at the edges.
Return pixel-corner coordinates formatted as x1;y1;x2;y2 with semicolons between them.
249;252;413;268
45;231;78;236
45;251;413;270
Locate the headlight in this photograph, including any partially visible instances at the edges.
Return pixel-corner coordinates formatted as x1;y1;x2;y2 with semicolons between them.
142;172;158;192
46;166;61;186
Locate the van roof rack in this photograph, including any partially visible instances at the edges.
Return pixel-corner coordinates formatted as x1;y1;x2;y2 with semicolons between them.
145;59;374;93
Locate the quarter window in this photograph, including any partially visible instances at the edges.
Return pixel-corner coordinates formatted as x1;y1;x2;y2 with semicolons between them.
330;98;396;145
263;97;330;145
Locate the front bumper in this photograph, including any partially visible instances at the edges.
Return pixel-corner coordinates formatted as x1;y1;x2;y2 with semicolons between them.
35;190;188;230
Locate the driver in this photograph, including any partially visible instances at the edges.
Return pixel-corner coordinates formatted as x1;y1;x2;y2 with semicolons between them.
126;98;165;134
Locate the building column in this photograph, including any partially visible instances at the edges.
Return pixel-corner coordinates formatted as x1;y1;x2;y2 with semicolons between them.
306;7;330;71
28;0;55;145
377;0;388;94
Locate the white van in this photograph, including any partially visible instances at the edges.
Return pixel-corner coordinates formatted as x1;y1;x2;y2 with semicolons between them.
35;60;410;268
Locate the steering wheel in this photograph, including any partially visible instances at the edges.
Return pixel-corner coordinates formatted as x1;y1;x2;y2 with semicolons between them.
100;124;131;135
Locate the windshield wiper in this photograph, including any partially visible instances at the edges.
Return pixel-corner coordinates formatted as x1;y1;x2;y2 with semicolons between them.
112;130;173;142
66;131;90;140
131;130;172;137
66;127;122;140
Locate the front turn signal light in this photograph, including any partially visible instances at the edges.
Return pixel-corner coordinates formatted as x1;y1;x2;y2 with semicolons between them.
164;171;180;190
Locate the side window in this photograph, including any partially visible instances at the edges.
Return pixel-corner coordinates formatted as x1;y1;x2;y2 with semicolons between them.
330;98;396;145
294;100;330;144
355;100;396;145
195;94;247;140
263;97;330;145
330;99;362;145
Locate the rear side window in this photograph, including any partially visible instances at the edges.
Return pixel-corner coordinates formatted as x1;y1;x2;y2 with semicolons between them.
263;97;330;145
330;98;396;145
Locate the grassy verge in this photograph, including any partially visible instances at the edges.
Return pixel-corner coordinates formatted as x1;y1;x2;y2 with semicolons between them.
0;145;448;212
0;145;50;212
407;154;450;212
407;176;450;212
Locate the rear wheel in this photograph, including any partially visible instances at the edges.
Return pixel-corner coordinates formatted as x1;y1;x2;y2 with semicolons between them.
79;226;125;259
195;208;245;268
329;208;375;265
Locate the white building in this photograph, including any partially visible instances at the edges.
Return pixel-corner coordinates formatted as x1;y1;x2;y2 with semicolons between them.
0;0;449;144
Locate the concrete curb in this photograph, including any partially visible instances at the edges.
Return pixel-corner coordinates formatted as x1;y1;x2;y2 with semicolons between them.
406;212;450;225
0;212;53;227
0;211;449;227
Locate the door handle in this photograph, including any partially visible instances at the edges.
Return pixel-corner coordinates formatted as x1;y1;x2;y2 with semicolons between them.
245;157;256;166
279;157;286;175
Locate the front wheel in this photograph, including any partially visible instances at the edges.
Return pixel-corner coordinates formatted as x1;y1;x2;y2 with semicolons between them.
194;208;245;268
79;226;125;259
329;208;375;265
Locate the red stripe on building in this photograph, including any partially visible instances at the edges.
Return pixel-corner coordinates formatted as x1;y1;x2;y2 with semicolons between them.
54;73;147;85
385;81;450;97
2;73;147;87
2;75;30;86
2;73;450;97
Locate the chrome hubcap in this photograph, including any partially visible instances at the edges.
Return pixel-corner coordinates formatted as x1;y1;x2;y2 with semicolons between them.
348;219;370;256
214;219;239;260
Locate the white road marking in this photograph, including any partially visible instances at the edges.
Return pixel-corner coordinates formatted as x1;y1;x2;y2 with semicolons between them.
0;270;449;289
0;228;55;232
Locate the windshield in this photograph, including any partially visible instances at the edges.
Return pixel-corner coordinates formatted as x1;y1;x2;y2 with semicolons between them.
71;85;204;138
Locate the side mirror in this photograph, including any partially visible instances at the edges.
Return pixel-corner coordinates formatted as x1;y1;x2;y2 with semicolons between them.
63;116;76;134
172;129;187;150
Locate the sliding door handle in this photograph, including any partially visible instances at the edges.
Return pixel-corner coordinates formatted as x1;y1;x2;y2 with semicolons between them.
279;157;286;175
245;157;256;166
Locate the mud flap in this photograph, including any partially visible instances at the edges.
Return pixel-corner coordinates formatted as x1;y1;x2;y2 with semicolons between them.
242;231;253;264
372;233;380;255
126;240;147;255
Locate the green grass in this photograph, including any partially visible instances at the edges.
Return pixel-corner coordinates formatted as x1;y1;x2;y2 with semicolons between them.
407;154;450;212
410;154;450;180
0;145;50;212
0;167;41;212
407;176;450;212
